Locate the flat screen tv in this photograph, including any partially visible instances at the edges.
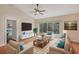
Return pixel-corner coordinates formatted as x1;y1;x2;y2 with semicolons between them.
22;23;32;31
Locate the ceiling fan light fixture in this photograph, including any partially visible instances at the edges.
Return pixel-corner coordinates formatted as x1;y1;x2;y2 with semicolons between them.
31;4;45;15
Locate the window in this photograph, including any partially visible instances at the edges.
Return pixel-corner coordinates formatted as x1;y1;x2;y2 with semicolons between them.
43;23;47;33
48;23;54;31
54;23;59;34
40;23;47;33
39;22;59;34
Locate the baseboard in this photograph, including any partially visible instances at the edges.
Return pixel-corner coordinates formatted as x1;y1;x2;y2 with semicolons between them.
0;43;6;47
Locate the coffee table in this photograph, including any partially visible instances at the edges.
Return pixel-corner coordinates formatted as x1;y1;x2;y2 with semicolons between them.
33;37;49;48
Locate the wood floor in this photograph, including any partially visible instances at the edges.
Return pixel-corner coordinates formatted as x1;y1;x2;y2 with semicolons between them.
0;45;17;54
0;46;8;54
1;37;79;54
71;42;79;54
22;37;36;44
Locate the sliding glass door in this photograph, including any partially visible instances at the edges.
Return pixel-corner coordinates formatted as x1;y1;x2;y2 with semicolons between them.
39;22;59;34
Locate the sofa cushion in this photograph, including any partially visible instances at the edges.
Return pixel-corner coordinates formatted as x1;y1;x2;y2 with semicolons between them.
54;34;64;38
48;47;70;54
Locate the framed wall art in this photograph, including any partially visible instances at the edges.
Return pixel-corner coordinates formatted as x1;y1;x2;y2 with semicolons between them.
64;21;77;30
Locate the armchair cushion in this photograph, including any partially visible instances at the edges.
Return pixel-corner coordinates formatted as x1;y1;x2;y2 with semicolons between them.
8;40;19;50
48;47;70;54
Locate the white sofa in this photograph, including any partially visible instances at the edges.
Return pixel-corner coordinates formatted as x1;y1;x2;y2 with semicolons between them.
21;31;34;40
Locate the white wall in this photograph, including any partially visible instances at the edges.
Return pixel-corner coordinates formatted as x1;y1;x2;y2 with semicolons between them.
0;15;6;46
0;5;34;47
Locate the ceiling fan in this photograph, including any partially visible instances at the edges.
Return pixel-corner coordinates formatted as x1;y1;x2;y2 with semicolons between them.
31;4;45;15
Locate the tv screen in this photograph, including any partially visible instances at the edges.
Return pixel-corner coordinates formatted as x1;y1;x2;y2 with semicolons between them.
22;23;32;31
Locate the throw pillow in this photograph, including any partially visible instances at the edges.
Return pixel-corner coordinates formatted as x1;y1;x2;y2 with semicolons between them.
57;40;64;48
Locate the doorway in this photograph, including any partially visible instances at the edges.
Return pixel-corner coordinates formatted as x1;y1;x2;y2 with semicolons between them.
6;20;17;43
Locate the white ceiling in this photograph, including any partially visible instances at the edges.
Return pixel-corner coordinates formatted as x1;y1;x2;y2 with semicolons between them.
13;4;79;19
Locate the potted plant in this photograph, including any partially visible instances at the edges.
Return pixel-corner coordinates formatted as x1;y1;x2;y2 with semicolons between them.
33;28;38;36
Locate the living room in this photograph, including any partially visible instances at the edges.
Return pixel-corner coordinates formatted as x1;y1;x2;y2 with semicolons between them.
0;4;79;54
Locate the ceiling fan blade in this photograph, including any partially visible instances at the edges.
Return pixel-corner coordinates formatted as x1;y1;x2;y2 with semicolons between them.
39;12;44;15
34;8;37;11
39;10;45;12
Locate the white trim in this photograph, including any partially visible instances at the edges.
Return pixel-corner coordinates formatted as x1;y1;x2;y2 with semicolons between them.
4;17;7;45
